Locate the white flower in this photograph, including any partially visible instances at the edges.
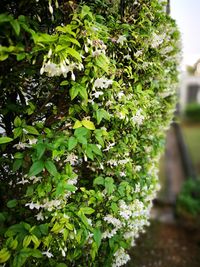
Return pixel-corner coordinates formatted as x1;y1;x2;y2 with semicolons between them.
135;165;142;172
42;250;54;258
17;177;30;185
29;138;37;145
131;109;145;126
107;159;118;167
35;211;44;221
13;142;29;150
65;153;78;165
134;50;143;57
103;142;115;152
104;215;122;228
94;77;113;89
25;202;41;210
124;54;131;60
120;171;126;177
117;91;124;99
48;2;54;14
92;49;105;57
92;91;104;98
112;248;130;267
117;35;127;45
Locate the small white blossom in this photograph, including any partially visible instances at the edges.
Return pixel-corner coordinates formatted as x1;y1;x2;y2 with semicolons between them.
117;35;127;45
42;250;54;258
92;91;104;98
35;211;44;221
94;77;113;89
112;248;130;267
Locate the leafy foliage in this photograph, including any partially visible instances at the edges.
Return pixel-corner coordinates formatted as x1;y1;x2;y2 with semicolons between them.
0;0;180;266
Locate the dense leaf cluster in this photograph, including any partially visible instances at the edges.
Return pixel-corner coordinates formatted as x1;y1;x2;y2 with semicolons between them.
0;0;180;266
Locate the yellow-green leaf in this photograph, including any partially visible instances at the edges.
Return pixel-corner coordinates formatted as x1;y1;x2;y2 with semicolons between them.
73;120;82;129
82;120;95;130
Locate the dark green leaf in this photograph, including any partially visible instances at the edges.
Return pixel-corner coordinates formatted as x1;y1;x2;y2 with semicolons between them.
45;160;57;176
93;228;102;248
29;160;44;177
24;126;39;135
0;137;13;144
7;199;17;208
68;136;77;151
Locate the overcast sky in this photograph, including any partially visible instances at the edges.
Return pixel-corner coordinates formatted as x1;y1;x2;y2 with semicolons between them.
171;0;200;69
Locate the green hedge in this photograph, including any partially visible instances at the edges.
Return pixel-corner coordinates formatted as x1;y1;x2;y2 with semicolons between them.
184;103;200;122
0;0;180;266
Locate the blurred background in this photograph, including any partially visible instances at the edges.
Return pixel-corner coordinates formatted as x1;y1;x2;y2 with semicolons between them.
126;1;200;266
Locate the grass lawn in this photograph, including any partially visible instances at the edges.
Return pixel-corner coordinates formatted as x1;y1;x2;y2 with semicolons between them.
181;123;200;176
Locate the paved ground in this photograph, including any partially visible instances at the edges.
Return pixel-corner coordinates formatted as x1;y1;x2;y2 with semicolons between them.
125;126;200;267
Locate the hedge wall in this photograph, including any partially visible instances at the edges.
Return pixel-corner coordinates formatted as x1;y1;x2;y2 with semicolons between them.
0;0;180;266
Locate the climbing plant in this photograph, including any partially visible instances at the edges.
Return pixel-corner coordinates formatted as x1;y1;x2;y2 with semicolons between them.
0;0;180;266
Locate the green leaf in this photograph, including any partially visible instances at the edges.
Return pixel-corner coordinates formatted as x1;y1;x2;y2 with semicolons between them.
13;159;23;171
0;248;11;264
36;143;46;159
80;207;95;215
16;53;26;61
74;127;89;137
31;235;40;248
56;264;68;267
10;19;20;36
82;120;95;130
39;224;49;235
0;13;12;23
45;160;57;176
86;146;94;160
14;152;23;159
67;47;82;61
24;126;39;135
73;120;82;129
29;160;44;177
70;85;79;100
79;86;88;100
95;54;109;73
93;176;105;186
23;235;32;248
65;184;77;192
91;144;102;156
7;199;17;208
105;177;115;195
68;136;78;151
13;127;23;138
14;116;22;127
0;137;13;144
93;228;102;248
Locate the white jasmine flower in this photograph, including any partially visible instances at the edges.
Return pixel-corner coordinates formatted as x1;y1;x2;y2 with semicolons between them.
134;50;143;57
135;165;142;172
42;250;53;258
120;172;126;177
104;215;122;228
118;159;130;165
17;177;30;185
107;159;118;167
131;109;145;126
94;77;113;89
124;54;131;60
112;248;130;267
35;211;44;221
92;49;105;57
13;142;29;150
92;91;104;98
103;142;115;152
65;153;78;165
117;91;124;99
117;35;127;45
25;202;41;210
